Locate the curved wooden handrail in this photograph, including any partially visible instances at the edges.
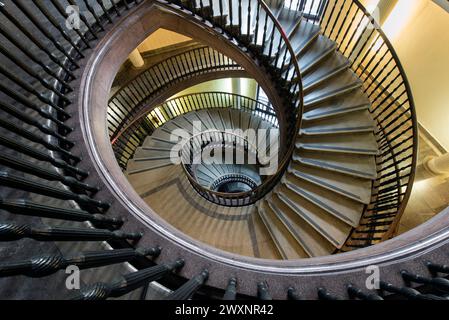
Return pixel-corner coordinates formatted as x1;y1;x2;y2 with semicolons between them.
179;130;261;205
353;0;417;241
0;0;433;300
113;0;305;205
319;0;418;247
107;46;244;140
112;90;277;143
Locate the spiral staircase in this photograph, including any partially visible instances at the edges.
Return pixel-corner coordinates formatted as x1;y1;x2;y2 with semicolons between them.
2;0;449;301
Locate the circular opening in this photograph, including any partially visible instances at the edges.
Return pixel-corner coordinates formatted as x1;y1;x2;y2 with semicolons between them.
214;178;258;193
79;4;445;286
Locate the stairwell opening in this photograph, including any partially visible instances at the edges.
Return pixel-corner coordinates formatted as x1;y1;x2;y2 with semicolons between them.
3;0;448;301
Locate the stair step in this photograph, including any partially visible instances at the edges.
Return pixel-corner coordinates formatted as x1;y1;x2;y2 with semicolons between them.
293;150;377;179
153;122;190;142
301;110;375;135
218;108;233;129
304;70;362;107
299;35;337;75
187;110;216;130
278;18;321;70
229;108;240;129
289;19;321;57
127;159;174;175
134;148;174;160
303;51;349;91
256;203;306;259
288;163;373;204
297;132;378;155
304;104;370;121
196;164;222;179
252;1;284;47
267;197;335;257
240;111;251;131
251;211;282;259
283;176;364;227
276;187;352;248
206;109;227;131
268;8;303;53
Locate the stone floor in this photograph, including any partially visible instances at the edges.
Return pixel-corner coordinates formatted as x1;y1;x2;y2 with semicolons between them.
397;132;449;235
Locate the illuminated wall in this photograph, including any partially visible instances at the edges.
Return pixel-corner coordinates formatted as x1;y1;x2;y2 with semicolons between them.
381;0;449;150
137;29;192;53
171;78;258;100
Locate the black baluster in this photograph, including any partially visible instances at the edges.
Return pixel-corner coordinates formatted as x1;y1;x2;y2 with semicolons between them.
0;199;121;226
223;277;237;300
0;64;71;114
66;0;98;40
13;0;80;68
0;154;98;194
401;270;449;293
0;223;142;242
0;44;71;104
95;0;113;23
347;284;383;300
73;260;184;300
80;0;105;32
0;117;78;161
0;84;73;133
123;0;131;10
0;27;74;87
318;287;340;300
48;0;91;47
0;135;86;177
379;281;445;300
0;171;109;210
32;0;85;57
110;0;121;16
0;3;77;74
257;281;272;300
287;287;301;300
0;247;160;278
426;261;449;275
165;269;209;300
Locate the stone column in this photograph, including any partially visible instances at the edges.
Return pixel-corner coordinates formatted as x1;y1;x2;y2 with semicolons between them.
128;48;144;68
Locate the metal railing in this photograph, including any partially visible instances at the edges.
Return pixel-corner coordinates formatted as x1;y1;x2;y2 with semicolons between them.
112;0;305;206
298;0;417;248
0;0;427;301
210;173;260;192
108;46;244;140
113;91;277;170
164;0;305;199
0;0;197;300
179;130;262;206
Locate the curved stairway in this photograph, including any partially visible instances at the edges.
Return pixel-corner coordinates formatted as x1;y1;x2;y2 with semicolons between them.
126;82;377;258
124;1;379;258
0;0;436;301
126;108;279;258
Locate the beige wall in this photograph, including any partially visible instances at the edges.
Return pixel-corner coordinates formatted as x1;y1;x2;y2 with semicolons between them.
137;28;192;53
382;0;449;150
171;78;258;99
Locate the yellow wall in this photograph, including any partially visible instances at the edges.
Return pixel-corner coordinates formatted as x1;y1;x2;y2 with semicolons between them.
137;28;192;53
171;78;258;99
382;0;449;150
